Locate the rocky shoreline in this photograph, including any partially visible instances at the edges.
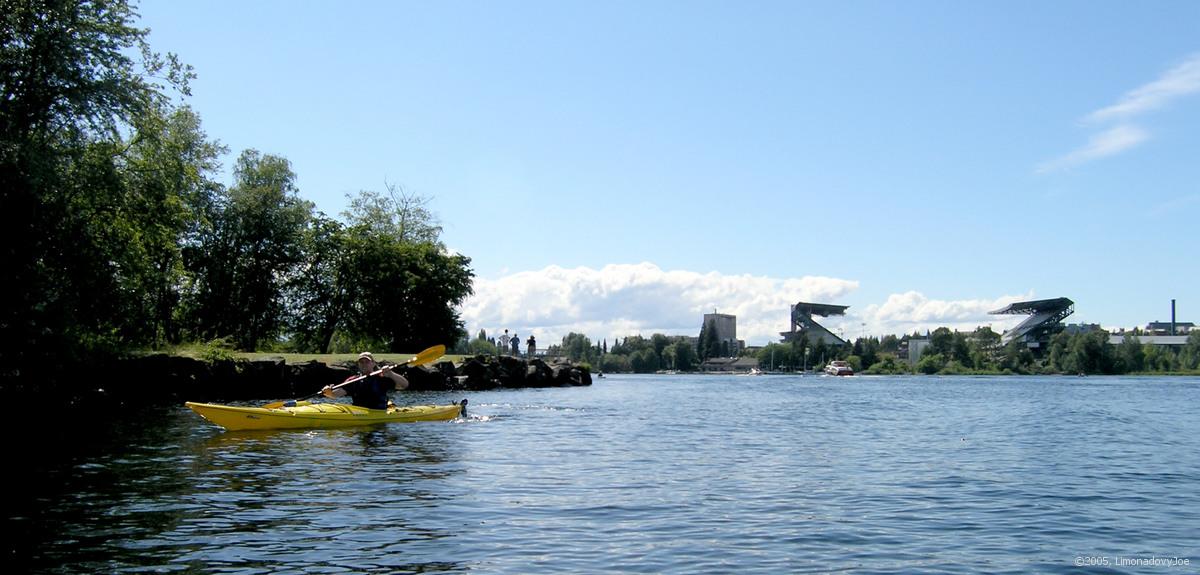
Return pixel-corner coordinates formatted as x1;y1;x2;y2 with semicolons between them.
77;354;592;405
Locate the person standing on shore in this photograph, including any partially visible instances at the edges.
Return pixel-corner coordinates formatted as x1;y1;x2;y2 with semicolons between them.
498;330;511;356
511;333;520;356
526;334;536;359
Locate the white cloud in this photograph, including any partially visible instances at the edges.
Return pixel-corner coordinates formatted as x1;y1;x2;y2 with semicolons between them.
1087;53;1200;122
1036;124;1148;173
1038;53;1200;173
461;263;857;345
842;291;1033;337
460;263;1035;346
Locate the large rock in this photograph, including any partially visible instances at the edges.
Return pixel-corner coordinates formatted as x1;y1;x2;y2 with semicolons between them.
50;353;594;406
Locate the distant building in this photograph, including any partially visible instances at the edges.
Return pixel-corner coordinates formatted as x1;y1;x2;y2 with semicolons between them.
700;356;759;372
1146;321;1194;335
781;301;849;346
907;338;931;365
1108;334;1189;348
1063;323;1104;336
989;297;1074;349
703;312;741;355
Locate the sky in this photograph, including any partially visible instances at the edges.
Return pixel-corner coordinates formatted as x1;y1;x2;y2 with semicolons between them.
138;0;1199;346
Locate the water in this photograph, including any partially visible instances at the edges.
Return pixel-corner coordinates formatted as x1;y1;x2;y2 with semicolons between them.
8;374;1200;574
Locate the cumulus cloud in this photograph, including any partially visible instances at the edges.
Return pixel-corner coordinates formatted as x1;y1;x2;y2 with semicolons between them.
460;263;1035;346
461;263;858;345
845;291;1033;337
1038;52;1200;173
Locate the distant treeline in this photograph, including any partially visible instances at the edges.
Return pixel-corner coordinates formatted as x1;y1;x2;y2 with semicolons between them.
507;326;1200;375
835;327;1200;376
0;1;473;382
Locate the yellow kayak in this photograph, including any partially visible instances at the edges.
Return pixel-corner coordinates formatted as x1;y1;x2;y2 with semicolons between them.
185;399;467;431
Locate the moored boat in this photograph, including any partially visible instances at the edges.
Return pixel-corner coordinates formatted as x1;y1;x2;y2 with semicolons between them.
823;360;854;376
186;399;467;431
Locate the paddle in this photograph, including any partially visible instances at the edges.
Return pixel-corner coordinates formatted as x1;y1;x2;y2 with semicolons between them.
263;344;446;409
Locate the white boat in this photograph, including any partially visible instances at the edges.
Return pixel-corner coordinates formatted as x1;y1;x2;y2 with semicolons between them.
823;360;854;376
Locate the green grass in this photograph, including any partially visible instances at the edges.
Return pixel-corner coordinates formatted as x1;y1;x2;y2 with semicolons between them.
234;352;471;365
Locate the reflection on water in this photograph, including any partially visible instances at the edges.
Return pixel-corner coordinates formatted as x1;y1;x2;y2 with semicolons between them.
6;376;1200;573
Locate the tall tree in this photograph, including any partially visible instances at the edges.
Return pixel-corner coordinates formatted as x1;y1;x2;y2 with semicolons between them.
183;150;313;349
1;0;194;370
286;213;351;352
562;332;593;362
342;183;442;244
703;320;720;359
123;105;225;346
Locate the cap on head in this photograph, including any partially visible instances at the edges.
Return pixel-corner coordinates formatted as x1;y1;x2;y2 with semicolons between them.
357;351;375;362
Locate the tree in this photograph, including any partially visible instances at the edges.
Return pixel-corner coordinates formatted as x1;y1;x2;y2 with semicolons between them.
916;352;944;374
286;214;351;352
999;339;1034;373
1181;332;1200;371
562;332;593;362
1;0;194;369
651;333;670;363
702;320;719;359
630;348;660;373
929;327;955;358
342;183;441;244
756;343;794;371
1117;334;1146;373
182;150;313;349
880;334;901;353
1064;330;1114;374
599;353;631;373
460;333;494;355
340;234;473;352
669;341;699;371
122;105;226;347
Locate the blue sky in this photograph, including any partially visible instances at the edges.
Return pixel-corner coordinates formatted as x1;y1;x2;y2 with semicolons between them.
139;0;1199;345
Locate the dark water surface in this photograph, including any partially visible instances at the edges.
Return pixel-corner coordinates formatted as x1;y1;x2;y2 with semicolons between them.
8;374;1199;574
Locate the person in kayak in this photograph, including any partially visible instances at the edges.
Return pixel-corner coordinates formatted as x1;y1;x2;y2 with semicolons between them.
321;351;409;409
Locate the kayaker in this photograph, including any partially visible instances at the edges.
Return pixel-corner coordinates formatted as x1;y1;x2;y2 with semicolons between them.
321;351;409;409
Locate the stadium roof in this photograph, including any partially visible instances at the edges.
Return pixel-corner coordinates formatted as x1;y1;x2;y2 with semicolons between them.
989;297;1074;315
792;302;849;317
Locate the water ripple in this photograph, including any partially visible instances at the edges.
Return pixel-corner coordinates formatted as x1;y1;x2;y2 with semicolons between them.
7;374;1199;573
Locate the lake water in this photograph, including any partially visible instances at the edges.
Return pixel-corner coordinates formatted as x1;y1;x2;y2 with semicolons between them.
9;374;1199;574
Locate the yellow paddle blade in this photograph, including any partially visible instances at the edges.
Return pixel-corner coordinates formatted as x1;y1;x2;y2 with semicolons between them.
408;344;446;367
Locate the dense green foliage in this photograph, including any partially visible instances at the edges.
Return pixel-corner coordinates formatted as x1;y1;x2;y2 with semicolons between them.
0;0;473;382
872;328;1200;375
554;327;1200;376
538;333;699;374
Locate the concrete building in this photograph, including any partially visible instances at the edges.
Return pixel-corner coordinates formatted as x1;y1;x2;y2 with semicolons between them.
1146;299;1191;335
699;356;760;372
907;338;931;365
1146;322;1194;335
780;301;849;346
703;312;740;355
989;297;1074;349
1108;334;1189;348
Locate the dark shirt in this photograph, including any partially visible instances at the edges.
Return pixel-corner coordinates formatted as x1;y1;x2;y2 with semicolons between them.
342;374;394;410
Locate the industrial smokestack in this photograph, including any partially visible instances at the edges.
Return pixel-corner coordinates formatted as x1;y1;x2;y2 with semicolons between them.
1172;299;1177;336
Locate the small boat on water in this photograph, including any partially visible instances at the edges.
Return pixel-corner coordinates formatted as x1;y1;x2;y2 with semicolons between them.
824;360;854;376
186;399;467;431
